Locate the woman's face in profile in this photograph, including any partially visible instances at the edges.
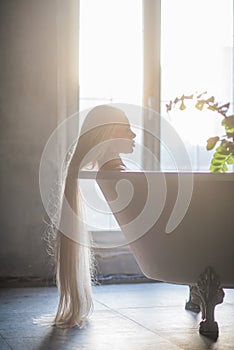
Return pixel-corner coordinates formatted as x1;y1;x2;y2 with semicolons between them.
111;121;136;154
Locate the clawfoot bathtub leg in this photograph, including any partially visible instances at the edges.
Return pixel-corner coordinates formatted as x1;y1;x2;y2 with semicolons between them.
190;266;225;341
185;285;200;313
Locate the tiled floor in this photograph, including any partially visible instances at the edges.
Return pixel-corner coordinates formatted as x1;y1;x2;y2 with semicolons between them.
0;282;234;350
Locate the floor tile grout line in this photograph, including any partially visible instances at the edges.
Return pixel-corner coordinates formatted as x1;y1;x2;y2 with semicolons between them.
92;299;182;350
0;333;14;350
93;303;192;311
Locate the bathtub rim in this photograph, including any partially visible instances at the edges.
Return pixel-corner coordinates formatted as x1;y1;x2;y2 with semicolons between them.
79;170;234;181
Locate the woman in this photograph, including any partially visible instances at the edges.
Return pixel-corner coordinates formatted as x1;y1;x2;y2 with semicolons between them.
54;105;136;328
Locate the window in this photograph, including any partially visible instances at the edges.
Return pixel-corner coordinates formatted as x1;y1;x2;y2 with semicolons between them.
160;0;233;171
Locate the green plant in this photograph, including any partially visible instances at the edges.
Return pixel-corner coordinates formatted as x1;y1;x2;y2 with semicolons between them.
166;92;234;172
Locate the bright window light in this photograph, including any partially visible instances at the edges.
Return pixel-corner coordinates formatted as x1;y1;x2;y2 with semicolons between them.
79;0;143;231
79;0;143;110
161;0;233;170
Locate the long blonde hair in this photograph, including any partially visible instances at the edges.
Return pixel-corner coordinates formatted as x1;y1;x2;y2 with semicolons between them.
54;105;128;328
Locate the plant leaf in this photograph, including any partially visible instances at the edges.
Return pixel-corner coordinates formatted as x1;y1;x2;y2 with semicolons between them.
221;163;228;172
180;101;186;110
222;116;234;134
215;145;230;155
207;102;219;112
227;155;234;164
197;91;207;99
195;100;205;111
166;101;172;112
206;136;220;151
206;96;215;104
210;164;223;172
210;161;228;173
219;102;230;115
210;144;233;173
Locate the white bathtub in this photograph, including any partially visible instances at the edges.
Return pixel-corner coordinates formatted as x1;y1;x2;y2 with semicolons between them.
80;170;234;339
80;171;234;286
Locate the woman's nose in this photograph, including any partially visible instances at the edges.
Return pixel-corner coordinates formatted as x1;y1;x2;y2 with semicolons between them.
131;130;136;139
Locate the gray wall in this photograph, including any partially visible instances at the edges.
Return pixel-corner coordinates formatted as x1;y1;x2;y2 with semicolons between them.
0;0;79;280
